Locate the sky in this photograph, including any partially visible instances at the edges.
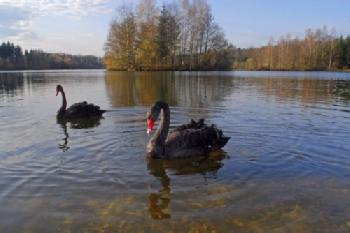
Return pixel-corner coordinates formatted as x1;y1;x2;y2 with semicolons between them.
0;0;349;56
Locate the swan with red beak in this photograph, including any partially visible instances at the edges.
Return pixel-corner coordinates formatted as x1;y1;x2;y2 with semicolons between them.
146;100;230;159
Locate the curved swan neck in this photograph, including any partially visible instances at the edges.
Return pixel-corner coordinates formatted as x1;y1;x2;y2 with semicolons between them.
154;102;170;146
60;90;67;111
57;90;67;118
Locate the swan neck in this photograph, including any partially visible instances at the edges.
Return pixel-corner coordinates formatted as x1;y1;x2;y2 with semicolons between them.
155;103;170;146
61;91;67;110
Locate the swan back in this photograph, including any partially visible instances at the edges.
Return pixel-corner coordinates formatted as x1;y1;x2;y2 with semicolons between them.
164;119;230;159
64;101;105;119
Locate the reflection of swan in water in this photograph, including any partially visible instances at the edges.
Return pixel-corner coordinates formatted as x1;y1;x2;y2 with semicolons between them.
57;117;102;151
146;151;226;220
58;120;70;152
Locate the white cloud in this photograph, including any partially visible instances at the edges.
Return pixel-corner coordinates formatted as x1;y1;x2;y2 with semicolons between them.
0;5;34;39
0;0;112;16
0;0;112;39
0;0;112;54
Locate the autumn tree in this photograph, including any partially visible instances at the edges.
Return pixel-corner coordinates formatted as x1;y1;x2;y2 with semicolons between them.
135;0;158;70
104;4;137;70
234;27;350;71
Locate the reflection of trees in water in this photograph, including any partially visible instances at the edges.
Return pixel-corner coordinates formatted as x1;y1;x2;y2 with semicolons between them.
245;77;350;104
172;72;235;107
1;71;104;98
56;117;102;152
22;71;104;98
105;71;176;107
0;72;61;96
0;72;24;95
333;80;350;102
146;151;226;220
105;71;235;107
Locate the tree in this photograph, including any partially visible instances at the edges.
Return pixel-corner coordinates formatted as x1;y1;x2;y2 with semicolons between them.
346;36;350;68
156;4;179;68
135;0;158;70
335;36;346;69
104;4;137;70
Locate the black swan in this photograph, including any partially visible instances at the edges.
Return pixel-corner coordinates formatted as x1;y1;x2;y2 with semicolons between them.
56;84;105;119
146;100;230;159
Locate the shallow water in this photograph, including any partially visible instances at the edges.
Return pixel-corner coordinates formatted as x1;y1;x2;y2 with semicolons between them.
0;70;350;233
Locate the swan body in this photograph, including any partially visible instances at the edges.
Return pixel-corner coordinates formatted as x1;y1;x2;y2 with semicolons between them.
146;101;230;159
56;85;105;119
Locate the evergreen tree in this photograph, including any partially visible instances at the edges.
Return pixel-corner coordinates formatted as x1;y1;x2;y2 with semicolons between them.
0;42;102;70
156;4;179;67
336;36;347;69
346;36;350;68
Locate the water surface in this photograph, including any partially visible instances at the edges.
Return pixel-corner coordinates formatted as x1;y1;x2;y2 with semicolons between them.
1;70;350;232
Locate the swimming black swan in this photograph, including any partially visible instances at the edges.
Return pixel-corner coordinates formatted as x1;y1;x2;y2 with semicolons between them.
56;84;105;119
146;100;230;159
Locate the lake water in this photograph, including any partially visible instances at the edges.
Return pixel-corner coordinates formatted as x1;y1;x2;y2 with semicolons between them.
0;70;350;233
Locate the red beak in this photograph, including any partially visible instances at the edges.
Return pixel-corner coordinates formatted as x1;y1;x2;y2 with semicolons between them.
147;118;155;135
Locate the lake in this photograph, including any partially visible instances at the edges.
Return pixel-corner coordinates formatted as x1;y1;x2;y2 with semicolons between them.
0;70;350;233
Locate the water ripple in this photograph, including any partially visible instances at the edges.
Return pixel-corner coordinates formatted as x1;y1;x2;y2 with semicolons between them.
1;71;350;232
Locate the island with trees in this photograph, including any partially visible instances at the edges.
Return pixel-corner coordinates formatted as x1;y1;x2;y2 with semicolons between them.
104;0;350;72
103;0;234;71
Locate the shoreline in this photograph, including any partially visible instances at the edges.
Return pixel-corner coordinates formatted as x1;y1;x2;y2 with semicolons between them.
1;68;350;73
105;69;350;73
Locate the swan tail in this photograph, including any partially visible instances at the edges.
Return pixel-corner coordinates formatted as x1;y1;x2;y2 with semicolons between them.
203;125;230;151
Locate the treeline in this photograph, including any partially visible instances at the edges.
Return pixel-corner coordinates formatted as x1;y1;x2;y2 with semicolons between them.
104;0;234;71
234;27;350;71
0;42;103;70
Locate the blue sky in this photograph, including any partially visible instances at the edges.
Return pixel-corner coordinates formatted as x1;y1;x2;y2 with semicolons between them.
0;0;349;56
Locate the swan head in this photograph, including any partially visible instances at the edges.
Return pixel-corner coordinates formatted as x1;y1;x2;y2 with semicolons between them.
146;101;165;134
56;85;64;96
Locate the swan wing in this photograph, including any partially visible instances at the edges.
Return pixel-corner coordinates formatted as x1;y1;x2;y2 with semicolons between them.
65;102;104;118
169;118;205;133
165;124;230;158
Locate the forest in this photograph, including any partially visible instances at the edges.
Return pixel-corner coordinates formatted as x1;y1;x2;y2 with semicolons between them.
104;0;235;71
234;27;350;71
0;42;103;70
